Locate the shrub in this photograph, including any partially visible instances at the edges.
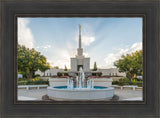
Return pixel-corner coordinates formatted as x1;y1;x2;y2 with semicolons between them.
112;81;119;85
119;77;130;82
128;81;134;85
33;74;40;78
64;73;68;76
18;78;48;85
18;81;27;85
111;76;143;86
117;81;125;86
133;78;142;82
57;72;62;77
26;79;32;85
118;77;131;85
137;82;143;87
92;73;96;76
97;72;102;77
18;78;27;81
33;79;46;85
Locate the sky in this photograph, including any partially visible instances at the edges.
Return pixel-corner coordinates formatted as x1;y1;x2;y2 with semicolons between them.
18;17;142;69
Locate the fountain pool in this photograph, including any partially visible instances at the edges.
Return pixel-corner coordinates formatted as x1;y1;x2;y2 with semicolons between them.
47;68;114;100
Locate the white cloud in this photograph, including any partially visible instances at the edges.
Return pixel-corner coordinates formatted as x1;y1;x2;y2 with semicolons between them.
44;45;51;49
47;59;55;67
82;36;95;46
47;50;71;69
35;44;52;52
75;36;95;46
18;18;34;49
104;42;142;68
83;52;89;57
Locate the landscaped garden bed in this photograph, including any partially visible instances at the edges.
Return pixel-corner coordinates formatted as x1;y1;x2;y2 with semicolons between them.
112;77;142;87
18;78;49;85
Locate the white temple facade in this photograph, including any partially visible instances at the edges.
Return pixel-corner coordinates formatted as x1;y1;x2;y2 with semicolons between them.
70;24;90;72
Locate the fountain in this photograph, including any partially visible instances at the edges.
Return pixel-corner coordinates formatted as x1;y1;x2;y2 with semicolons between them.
67;68;94;90
47;68;114;100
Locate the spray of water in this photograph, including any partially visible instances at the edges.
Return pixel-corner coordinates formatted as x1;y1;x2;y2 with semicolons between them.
67;67;94;89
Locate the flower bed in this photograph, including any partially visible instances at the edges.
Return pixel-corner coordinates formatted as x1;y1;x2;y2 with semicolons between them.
112;77;142;87
18;78;49;85
52;75;72;78
89;76;111;78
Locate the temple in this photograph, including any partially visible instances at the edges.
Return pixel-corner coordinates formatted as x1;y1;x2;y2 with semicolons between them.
35;25;126;77
70;25;90;72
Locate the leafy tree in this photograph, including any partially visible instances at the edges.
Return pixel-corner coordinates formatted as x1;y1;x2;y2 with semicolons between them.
64;65;68;71
40;63;50;76
114;50;142;80
93;62;97;71
18;44;50;79
53;66;59;69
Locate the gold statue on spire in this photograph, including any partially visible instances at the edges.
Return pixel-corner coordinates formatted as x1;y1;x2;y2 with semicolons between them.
79;24;81;30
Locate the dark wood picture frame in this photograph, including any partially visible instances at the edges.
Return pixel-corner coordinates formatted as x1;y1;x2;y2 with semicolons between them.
1;0;160;117
14;14;146;105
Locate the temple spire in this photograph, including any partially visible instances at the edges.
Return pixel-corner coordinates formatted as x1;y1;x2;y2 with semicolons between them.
77;24;83;56
79;24;81;48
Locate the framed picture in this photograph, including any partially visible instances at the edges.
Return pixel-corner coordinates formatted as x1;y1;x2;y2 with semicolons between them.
16;16;144;103
1;0;160;117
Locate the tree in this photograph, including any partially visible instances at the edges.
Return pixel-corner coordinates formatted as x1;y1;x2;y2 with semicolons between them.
114;50;142;80
18;44;50;79
93;62;97;71
40;63;50;76
64;65;68;71
53;66;59;69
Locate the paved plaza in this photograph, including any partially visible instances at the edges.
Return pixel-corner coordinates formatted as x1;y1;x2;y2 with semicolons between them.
18;88;142;101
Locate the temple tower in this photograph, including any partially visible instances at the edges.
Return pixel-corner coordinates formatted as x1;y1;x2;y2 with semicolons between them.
70;25;90;72
77;24;83;56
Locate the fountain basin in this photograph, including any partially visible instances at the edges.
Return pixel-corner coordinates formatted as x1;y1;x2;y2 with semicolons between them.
47;86;114;100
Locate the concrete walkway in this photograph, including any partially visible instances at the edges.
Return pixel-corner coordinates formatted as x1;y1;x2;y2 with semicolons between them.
123;97;142;101
18;96;39;101
114;89;143;100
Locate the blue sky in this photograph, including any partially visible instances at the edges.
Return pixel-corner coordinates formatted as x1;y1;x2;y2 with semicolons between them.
18;17;142;69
